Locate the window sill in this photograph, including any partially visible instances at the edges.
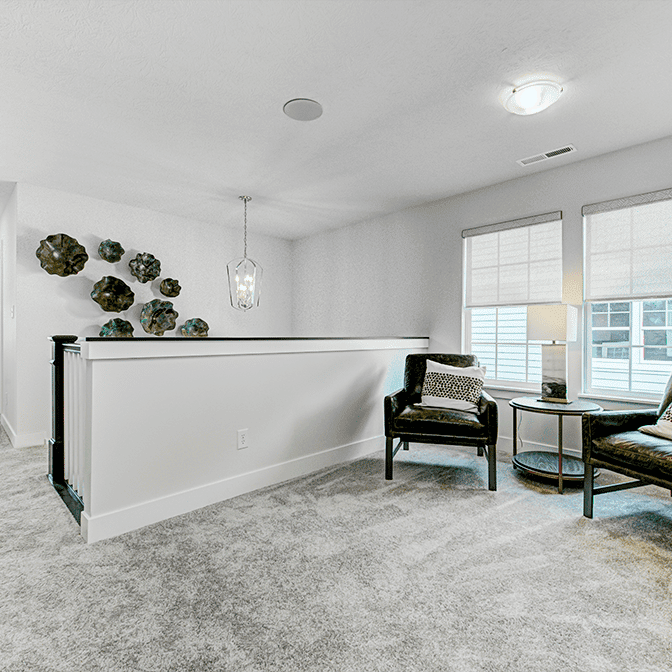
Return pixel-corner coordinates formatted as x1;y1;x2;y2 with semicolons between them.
483;383;539;397
578;392;659;407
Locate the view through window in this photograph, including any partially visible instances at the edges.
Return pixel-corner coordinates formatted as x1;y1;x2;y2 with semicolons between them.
587;299;672;396
469;306;541;384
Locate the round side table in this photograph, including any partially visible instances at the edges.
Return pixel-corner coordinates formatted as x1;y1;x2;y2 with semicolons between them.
510;397;602;493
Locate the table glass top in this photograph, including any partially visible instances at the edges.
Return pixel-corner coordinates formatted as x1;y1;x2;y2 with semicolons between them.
509;396;602;414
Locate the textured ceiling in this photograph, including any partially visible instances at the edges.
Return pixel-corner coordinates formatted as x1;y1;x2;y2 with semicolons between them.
1;0;672;239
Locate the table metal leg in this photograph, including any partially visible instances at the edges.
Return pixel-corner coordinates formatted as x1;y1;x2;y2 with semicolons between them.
558;415;563;494
512;407;518;458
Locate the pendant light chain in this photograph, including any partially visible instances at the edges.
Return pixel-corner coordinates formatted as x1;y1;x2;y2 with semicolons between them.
240;195;251;259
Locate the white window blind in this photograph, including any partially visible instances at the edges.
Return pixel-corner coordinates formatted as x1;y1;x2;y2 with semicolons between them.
583;188;672;302
462;211;563;308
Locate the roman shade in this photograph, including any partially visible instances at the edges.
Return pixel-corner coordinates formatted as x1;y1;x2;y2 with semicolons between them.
462;211;562;308
583;188;672;302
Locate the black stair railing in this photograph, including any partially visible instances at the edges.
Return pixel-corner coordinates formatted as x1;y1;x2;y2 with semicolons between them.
48;335;84;524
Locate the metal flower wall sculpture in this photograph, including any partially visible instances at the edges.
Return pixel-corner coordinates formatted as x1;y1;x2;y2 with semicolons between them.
37;233;212;337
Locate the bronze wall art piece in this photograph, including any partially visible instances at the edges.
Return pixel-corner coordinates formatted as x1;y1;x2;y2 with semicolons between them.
160;278;181;297
38;232;213;337
129;252;161;283
140;299;178;336
36;233;89;276
98;239;125;263
99;318;134;338
180;318;209;337
91;276;135;312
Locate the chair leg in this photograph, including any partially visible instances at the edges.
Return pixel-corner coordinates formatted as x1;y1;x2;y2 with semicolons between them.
477;446;484;457
487;444;497;491
385;437;394;480
583;465;594;518
403;441;409;451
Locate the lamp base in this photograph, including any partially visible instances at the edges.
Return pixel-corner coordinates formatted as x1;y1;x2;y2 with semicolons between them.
540;343;569;403
537;396;571;405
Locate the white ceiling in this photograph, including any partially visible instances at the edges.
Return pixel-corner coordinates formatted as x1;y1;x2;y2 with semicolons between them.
1;0;671;239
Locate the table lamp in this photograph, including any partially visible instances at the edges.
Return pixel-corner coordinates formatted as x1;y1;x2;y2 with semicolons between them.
527;304;578;403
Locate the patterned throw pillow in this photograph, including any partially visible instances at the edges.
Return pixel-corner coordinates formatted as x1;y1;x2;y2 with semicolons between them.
639;402;672;440
420;360;486;412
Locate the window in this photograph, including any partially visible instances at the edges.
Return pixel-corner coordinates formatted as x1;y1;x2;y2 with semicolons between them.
463;211;563;385
587;299;672;394
469;306;542;383
642;300;672;362
583;188;672;397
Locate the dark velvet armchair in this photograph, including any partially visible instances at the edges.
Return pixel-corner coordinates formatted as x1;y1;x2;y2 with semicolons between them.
384;354;498;490
582;374;672;518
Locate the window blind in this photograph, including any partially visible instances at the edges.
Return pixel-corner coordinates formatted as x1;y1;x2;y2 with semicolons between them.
583;188;672;302
462;211;562;308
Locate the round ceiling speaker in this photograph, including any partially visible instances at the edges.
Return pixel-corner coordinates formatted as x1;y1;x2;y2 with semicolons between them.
283;98;323;121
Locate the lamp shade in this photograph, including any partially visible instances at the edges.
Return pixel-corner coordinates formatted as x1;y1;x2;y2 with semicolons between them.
527;304;578;342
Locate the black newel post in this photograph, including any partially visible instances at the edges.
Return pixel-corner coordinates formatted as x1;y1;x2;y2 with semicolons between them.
49;335;78;486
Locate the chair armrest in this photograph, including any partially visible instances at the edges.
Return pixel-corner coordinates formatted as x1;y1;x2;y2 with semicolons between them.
582;408;658;461
477;389;498;444
384;388;408;434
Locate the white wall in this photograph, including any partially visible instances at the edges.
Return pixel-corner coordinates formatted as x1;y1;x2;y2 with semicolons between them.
293;135;672;454
11;183;293;446
73;338;427;542
292;202;439;337
0;186;18;439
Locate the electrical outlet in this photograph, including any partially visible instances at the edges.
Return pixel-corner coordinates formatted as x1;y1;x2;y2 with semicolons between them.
237;428;249;450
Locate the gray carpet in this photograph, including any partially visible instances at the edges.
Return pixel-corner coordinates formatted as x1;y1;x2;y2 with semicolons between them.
1;427;671;672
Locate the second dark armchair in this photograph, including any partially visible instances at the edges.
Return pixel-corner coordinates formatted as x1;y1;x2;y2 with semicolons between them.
384;354;498;490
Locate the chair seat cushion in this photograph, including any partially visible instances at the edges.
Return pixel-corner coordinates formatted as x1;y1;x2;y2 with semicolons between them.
592;430;672;479
393;404;486;437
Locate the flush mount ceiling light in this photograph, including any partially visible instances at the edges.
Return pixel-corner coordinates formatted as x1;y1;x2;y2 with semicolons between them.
227;196;263;311
283;98;323;121
503;80;564;115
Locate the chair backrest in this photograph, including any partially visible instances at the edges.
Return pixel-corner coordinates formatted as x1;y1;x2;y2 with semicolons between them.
404;353;479;401
658;371;672;416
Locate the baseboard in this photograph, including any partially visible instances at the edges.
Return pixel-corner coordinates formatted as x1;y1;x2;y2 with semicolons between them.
81;435;384;544
0;415;47;449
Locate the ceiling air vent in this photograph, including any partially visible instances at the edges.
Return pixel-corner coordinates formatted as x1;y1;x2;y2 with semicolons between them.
517;144;576;167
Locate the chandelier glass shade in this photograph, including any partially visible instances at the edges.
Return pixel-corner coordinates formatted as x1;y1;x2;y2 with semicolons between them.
227;196;262;311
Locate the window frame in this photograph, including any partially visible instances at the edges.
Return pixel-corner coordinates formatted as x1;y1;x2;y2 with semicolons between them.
462;211;563;389
583;298;672;401
582;188;672;401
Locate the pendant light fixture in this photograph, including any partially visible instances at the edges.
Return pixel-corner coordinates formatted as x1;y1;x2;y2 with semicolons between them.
227;196;263;311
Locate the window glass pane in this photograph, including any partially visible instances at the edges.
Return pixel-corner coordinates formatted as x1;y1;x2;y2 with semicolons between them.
592;330;629;344
643;311;665;327
609;312;630;327
643;347;672;362
586;298;672;396
643;330;667;345
496;344;527;381
469;307;539;384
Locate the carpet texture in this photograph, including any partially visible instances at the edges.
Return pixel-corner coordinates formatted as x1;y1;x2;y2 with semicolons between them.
1;428;671;672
